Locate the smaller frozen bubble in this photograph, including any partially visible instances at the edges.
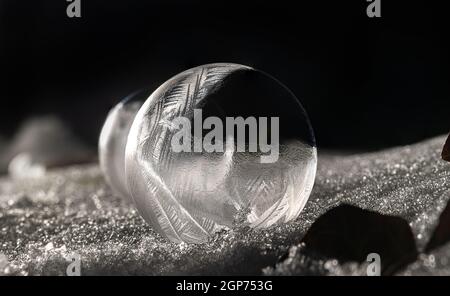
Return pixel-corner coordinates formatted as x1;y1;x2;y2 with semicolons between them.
99;90;152;199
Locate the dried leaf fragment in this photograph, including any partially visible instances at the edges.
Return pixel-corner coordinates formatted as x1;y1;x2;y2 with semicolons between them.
443;134;450;162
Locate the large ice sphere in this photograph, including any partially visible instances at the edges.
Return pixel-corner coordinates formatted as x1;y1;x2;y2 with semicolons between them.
125;63;317;243
99;90;152;199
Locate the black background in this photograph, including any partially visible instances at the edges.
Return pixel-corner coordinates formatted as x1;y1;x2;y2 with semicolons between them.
1;0;449;150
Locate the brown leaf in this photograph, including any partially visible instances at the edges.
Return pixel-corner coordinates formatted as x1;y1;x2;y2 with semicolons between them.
443;134;450;162
301;204;417;276
426;199;450;253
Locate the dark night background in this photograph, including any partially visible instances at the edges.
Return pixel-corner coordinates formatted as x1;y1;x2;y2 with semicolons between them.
0;0;449;151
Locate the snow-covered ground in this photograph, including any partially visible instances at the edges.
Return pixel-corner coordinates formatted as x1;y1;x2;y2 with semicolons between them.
0;135;449;275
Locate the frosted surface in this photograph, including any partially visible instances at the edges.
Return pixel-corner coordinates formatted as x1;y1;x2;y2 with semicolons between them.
0;135;449;275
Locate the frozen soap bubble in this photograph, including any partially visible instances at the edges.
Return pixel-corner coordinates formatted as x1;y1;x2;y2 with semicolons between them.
125;63;317;243
99;89;152;199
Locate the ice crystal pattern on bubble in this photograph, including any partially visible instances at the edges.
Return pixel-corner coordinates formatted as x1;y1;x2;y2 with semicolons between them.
125;63;317;243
